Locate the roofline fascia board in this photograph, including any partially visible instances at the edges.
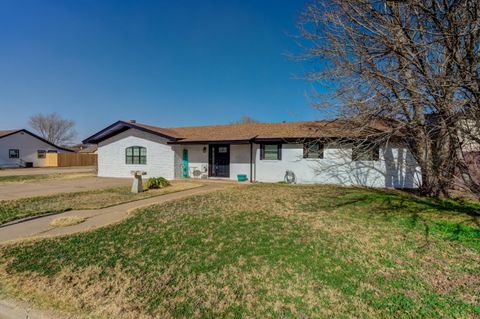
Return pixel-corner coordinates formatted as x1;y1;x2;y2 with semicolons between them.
168;139;253;145
82;121;179;144
169;136;391;145
253;137;301;143
85;126;131;145
169;137;324;145
82;120;126;144
0;129;74;152
0;130;21;140
253;137;328;143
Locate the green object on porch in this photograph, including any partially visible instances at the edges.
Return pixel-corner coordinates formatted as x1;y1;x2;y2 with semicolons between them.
237;174;248;182
182;149;189;178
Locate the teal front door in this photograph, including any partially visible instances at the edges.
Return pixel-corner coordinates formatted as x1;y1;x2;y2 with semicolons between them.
182;149;189;178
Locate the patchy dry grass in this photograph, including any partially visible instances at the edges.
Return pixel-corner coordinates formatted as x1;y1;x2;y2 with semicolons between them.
0;172;95;183
0;181;200;225
0;184;479;318
50;216;87;228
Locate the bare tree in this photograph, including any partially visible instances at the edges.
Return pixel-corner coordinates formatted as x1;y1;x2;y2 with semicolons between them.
29;113;77;146
231;116;260;125
298;0;480;198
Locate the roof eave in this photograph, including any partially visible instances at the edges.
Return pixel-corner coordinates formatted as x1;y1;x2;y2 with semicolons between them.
0;130;22;140
82;121;179;144
0;129;74;152
168;139;255;145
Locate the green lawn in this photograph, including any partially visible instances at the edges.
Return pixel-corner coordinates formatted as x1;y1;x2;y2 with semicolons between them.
0;181;200;225
0;184;479;318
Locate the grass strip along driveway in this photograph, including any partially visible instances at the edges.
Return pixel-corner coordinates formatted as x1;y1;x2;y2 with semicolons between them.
0;181;200;225
0;184;479;318
0;172;95;184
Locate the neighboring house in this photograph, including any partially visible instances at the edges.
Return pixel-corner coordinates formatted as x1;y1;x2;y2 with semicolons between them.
0;129;73;168
458;119;480;186
427;114;480;187
83;120;422;188
78;144;98;154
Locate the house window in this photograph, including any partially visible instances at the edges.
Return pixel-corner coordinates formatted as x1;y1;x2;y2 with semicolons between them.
37;150;46;159
126;146;147;164
218;146;228;153
260;144;282;160
303;142;324;159
9;149;19;158
352;142;380;161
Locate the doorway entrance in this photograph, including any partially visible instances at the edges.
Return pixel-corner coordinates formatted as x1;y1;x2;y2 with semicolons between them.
182;149;188;178
208;145;230;178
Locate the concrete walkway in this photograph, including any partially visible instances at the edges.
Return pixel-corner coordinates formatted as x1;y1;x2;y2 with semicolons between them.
0;183;227;244
0;298;68;319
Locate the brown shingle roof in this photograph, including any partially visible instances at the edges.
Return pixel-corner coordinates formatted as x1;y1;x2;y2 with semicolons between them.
78;145;98;153
0;130;21;138
132;123;184;139
137;120;390;143
83;119;393;144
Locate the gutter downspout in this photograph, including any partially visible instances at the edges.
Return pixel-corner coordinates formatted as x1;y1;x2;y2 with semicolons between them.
249;140;253;183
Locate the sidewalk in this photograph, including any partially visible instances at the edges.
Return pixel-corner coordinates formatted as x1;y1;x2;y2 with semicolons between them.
0;298;67;319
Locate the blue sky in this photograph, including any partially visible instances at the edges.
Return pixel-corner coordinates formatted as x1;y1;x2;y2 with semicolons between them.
0;0;329;142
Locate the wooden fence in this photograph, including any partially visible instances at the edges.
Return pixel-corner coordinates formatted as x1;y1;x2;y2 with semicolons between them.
45;153;97;167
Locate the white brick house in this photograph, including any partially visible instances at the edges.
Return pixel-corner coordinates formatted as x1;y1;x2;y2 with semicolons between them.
83;120;422;188
97;129;175;179
0;129;73;168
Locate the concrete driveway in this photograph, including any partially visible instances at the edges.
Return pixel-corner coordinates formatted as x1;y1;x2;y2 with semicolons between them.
0;166;95;177
0;176;131;200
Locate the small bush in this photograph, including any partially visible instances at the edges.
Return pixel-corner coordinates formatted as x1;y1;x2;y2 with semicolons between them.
146;177;170;189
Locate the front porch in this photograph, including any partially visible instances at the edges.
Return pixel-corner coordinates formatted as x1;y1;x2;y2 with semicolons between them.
174;143;256;182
